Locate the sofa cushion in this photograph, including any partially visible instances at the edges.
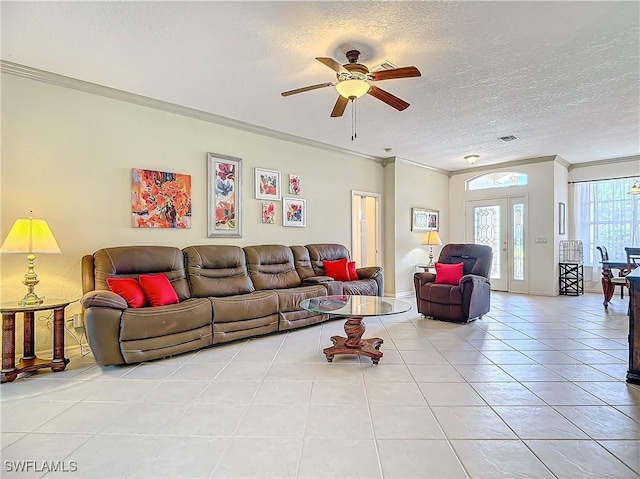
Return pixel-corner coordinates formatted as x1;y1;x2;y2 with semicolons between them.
244;245;302;290
434;262;464;285
210;290;278;323
418;283;463;305
184;245;254;297
323;259;351;281
275;285;327;313
139;274;180;307
93;246;191;301
120;298;212;341
106;277;146;308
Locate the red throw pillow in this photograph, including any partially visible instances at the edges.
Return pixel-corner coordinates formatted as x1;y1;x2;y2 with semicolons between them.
347;261;359;281
323;259;351;281
106;277;147;308
434;262;464;285
138;273;179;307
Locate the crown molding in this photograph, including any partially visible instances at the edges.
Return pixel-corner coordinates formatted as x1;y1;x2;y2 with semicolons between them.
568;154;640;171
1;60;383;164
391;156;449;175
448;155;560;177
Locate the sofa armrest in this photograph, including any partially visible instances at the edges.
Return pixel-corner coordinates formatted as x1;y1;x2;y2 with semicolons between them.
356;266;382;279
414;272;437;288
81;290;128;310
302;276;342;295
459;274;490;293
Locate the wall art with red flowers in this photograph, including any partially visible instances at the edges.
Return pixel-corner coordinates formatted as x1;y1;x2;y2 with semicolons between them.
283;197;306;227
254;167;281;201
131;168;192;228
262;202;275;224
207;152;243;237
289;174;301;195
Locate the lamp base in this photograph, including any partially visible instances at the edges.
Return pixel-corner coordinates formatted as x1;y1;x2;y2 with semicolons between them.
19;292;45;307
426;247;435;268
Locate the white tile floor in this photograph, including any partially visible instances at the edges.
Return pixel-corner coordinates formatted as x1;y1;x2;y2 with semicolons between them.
1;292;639;478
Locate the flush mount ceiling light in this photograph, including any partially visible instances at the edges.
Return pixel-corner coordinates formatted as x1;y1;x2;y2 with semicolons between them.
465;155;480;165
335;79;371;99
628;180;640;195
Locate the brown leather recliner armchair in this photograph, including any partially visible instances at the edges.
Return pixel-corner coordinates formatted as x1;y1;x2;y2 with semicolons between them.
414;244;492;323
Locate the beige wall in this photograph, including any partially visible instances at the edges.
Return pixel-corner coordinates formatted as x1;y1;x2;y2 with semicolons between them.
1;74;384;322
449;158;561;296
383;159;450;297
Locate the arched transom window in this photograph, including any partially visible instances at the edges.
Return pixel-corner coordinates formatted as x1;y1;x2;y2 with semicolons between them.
467;172;528;191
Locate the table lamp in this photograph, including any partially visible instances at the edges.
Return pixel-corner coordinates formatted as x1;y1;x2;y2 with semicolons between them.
1;212;62;306
421;230;442;268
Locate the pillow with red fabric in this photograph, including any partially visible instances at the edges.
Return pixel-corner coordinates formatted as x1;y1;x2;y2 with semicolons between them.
323;258;351;281
106;277;147;308
347;261;359;281
138;273;179;307
434;262;464;285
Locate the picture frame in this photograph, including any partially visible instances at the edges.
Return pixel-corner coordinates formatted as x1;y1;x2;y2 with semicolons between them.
255;167;281;200
283;197;306;227
411;207;439;231
559;202;566;235
262;201;275;224
131;168;192;229
207;152;242;237
289;174;301;195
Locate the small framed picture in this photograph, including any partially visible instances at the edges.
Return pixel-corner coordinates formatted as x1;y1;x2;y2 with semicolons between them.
262;202;275;224
283;197;306;227
255;167;281;200
289;174;301;195
411;207;439;231
207;153;242;237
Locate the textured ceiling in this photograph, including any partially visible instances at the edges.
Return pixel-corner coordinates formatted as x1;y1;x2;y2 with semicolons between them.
2;1;639;171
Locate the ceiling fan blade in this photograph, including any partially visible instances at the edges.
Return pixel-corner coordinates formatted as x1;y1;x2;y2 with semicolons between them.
330;96;349;117
281;82;333;97
367;85;410;111
369;66;421;81
316;57;349;74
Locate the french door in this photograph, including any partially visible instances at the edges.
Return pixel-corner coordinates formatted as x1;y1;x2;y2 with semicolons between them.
465;197;527;293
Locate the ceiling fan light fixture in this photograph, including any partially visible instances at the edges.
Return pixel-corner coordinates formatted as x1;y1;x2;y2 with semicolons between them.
628;180;640;195
336;79;370;99
465;155;480;165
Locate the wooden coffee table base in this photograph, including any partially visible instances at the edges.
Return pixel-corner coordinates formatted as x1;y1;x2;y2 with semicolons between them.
323;316;383;365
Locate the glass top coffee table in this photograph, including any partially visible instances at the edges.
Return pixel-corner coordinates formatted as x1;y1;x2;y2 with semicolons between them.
299;295;411;365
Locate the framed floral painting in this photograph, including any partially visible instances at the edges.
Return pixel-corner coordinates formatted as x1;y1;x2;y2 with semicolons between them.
131;168;192;228
255;168;281;200
262;202;275;224
289;174;301;195
283;197;306;227
207;152;242;237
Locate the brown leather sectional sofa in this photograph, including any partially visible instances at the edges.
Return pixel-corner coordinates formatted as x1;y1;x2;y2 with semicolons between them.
81;243;383;366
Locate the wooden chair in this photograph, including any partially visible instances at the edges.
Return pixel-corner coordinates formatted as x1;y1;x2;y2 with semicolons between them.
596;246;628;299
626;247;640;273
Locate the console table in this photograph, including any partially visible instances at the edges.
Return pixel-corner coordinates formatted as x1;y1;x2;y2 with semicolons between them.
1;298;75;383
627;268;640;384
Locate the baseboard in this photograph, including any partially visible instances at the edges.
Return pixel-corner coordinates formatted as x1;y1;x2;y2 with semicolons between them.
384;291;414;299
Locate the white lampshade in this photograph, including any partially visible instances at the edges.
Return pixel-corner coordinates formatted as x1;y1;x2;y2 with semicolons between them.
336;79;371;99
1;215;61;254
421;230;442;246
628;180;640;195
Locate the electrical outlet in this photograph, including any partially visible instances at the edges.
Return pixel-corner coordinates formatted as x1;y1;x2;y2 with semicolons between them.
73;313;84;328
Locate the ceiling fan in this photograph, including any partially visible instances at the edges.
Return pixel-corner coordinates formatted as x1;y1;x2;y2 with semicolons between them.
281;50;421;118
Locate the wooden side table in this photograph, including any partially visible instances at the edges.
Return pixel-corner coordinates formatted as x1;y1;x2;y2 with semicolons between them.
1;299;75;383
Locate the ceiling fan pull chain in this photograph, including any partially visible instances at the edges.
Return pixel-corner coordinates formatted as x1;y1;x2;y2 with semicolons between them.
351;98;357;141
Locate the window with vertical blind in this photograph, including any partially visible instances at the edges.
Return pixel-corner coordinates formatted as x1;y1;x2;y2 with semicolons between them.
574;177;639;265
